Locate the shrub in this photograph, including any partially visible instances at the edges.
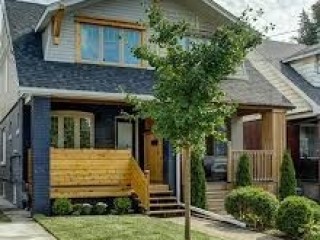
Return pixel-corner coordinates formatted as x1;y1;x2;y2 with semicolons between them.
52;198;73;216
113;197;132;215
235;154;252;187
305;198;320;223
276;196;313;239
191;151;206;209
81;203;93;215
225;187;279;230
93;202;108;215
279;151;297;200
72;203;83;216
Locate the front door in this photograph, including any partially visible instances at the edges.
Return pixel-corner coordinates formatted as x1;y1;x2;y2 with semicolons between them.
116;121;133;150
144;132;163;183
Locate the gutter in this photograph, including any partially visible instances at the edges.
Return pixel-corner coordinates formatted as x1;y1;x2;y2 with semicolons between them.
19;87;154;102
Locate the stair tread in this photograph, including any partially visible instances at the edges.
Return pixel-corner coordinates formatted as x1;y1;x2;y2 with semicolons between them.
149;209;185;215
150;203;180;207
150;196;177;200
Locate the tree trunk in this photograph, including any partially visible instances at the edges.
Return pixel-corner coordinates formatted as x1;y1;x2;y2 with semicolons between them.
183;146;191;240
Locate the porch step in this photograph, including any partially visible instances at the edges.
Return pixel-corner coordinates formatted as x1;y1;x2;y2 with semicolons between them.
149;184;169;192
148;184;183;217
206;184;229;214
148;209;185;217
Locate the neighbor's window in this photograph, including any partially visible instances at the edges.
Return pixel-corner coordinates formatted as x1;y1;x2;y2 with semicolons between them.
300;125;318;158
80;23;142;65
50;111;94;149
1;129;6;165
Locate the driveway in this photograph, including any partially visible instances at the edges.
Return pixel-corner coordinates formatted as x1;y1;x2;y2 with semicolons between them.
0;198;55;240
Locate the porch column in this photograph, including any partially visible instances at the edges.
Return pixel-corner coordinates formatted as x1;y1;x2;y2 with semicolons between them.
231;116;244;150
31;97;51;215
261;109;286;184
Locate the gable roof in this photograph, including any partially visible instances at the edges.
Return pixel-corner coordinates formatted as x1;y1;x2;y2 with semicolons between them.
34;0;237;32
4;0;292;108
255;40;320;111
283;43;320;63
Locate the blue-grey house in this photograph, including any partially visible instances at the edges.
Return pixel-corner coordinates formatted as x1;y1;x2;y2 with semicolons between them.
0;0;291;215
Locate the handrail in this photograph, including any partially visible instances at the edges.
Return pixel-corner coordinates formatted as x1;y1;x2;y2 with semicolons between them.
130;158;150;212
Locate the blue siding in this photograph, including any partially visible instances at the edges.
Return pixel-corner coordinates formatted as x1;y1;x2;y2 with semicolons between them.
31;97;50;215
164;141;176;193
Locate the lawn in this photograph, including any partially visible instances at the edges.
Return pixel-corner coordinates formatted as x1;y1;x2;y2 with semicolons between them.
0;210;10;222
36;215;224;240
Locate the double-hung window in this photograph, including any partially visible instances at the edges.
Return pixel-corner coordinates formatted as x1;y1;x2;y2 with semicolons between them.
80;23;142;66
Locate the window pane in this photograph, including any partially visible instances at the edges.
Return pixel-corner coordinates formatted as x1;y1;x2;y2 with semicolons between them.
81;24;99;60
63;117;75;148
80;118;91;148
50;117;59;148
103;27;120;63
124;30;141;64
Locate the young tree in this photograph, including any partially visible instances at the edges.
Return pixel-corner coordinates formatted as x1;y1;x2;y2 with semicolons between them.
131;5;262;240
191;148;206;209
279;152;297;200
235;154;252;187
296;10;318;45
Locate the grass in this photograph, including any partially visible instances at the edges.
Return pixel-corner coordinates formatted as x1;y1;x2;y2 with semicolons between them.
36;215;224;240
0;210;10;222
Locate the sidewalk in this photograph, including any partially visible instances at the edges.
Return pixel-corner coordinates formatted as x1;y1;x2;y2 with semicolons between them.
0;197;55;240
167;217;282;240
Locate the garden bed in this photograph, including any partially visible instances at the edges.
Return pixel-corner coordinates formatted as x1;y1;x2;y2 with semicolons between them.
35;215;224;240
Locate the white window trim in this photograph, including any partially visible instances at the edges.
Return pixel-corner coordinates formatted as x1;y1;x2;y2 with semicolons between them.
79;23;142;67
1;129;6;166
51;111;95;149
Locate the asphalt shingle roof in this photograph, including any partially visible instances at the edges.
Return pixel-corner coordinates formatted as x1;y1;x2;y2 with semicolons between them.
256;40;320;106
4;0;291;108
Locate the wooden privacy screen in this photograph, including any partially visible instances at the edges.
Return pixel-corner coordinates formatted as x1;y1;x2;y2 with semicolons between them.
50;149;133;198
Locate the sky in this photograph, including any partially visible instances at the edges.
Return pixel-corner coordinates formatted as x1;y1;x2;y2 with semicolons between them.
23;0;317;42
214;0;318;42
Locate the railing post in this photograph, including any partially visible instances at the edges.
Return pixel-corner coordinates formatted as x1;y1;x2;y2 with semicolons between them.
227;141;232;183
144;170;150;212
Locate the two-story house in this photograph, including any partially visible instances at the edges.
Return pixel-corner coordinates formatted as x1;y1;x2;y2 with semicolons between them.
0;0;291;215
243;40;320;201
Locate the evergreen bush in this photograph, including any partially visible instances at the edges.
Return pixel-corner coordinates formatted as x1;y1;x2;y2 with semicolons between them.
235;154;252;187
191;150;207;209
279;151;297;200
52;198;73;216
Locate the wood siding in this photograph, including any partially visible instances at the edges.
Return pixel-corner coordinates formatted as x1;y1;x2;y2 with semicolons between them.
243;120;262;150
291;56;320;87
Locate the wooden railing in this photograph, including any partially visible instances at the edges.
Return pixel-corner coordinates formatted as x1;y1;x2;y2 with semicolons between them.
50;148;133;198
228;149;274;183
131;158;150;211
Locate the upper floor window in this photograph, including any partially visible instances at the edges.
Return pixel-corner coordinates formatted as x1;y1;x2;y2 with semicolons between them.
80;23;142;66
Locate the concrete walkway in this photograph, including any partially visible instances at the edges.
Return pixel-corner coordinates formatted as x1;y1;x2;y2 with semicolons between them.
0;198;55;240
167;217;282;240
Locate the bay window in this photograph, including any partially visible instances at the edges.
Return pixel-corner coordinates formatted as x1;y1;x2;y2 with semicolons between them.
51;111;94;149
80;23;142;65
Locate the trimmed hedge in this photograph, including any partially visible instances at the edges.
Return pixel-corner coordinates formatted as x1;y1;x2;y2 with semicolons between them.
225;187;279;230
235;154;252;187
113;197;132;215
52;198;73;216
276;196;314;239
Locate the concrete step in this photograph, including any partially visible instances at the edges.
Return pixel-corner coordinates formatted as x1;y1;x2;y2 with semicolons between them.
206;183;228;191
150;196;177;202
150;190;173;196
150;203;181;208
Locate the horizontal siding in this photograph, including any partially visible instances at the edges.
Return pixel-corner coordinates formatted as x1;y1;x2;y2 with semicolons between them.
248;51;312;115
291;56;320;87
43;0;217;63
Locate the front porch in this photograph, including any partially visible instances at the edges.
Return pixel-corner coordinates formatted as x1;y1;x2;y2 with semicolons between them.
25;97;286;214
